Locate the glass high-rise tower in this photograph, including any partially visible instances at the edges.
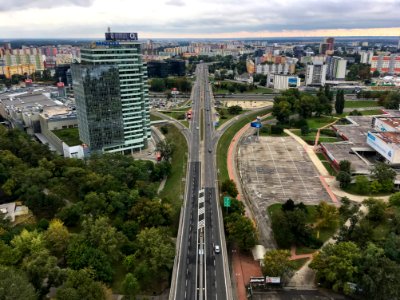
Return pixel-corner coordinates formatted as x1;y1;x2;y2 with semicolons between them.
71;31;150;154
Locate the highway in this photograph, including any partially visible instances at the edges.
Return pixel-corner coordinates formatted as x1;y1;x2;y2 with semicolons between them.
171;64;232;300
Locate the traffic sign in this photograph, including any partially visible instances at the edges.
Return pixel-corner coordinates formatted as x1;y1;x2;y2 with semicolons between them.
223;196;231;207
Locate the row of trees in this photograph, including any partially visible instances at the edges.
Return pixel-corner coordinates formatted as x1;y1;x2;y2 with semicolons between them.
272;87;334;123
221;179;257;251
310;197;400;299
336;160;396;194
213;81;259;94
149;77;192;93
0;127;177;298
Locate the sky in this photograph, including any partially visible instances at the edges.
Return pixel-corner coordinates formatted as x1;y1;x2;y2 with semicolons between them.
0;0;399;39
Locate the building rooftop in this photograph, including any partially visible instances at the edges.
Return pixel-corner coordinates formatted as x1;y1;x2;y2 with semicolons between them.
373;131;400;146
377;117;400;131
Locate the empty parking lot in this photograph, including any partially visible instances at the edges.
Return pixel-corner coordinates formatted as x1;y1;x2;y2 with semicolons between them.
238;135;331;213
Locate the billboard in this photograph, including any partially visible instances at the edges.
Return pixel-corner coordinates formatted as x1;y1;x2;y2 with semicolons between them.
367;132;395;163
265;276;281;284
251;122;262;128
288;77;298;88
105;32;138;41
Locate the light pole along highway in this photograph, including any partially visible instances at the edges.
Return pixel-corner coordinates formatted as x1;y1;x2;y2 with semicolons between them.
171;64;232;300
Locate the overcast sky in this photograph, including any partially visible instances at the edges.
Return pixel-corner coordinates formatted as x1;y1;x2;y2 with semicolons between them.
0;0;399;39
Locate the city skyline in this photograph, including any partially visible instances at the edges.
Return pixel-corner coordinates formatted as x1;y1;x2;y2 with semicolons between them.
0;0;399;39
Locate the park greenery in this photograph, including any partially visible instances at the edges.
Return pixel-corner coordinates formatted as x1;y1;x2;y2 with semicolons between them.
0;126;178;298
334;90;345;114
272;87;333;124
311;197;400;299
269;199;339;250
213;81;267;94
336;160;396;195
149;77;192;93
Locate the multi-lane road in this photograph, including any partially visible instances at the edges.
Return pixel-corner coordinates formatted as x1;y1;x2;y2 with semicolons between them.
171;64;232;300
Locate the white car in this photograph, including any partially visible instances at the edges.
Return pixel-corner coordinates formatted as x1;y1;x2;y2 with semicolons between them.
214;245;220;254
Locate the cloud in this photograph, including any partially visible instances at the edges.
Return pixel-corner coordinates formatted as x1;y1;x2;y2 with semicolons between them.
165;0;185;6
0;0;95;11
0;0;399;38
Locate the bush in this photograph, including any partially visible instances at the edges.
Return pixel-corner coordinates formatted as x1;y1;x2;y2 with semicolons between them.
389;192;400;207
160;126;169;134
270;125;284;135
301;125;310;136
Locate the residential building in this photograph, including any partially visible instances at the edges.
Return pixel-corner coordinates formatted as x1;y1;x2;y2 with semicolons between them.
371;54;400;75
360;50;374;64
246;59;255;74
326;56;347;80
270;74;300;90
71;31;150;154
0;47;44;78
305;63;327;86
319;37;334;55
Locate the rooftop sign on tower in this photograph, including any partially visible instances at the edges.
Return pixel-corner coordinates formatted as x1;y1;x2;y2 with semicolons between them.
105;32;138;41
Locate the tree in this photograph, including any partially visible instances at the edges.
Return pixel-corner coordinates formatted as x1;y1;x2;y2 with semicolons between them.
355;175;370;195
225;213;257;250
149;78;166;92
336;171;351;188
310;242;361;294
122;273;140;299
358;243;400;300
262;250;294;281
272;100;291;124
389;192;400;206
372;70;380;78
381;92;400;109
155;139;175;162
364;198;386;222
221;179;238;198
56;269;107;300
125;227;175;284
371;162;396;192
0;266;37;300
228;105;243;115
44;219;70;258
339;160;351;174
295;94;316;119
335;90;345;114
316;201;339;230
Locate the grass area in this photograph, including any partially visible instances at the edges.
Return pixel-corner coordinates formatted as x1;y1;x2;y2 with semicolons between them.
316;153;337;176
290;129;341;145
159;109;190;127
216;108;248;127
343;184;391;197
306;116;338;129
359;109;384;115
158;125;188;209
217;108;272;182
52;127;81;146
150;113;163;121
291;257;310;270
344;100;379;108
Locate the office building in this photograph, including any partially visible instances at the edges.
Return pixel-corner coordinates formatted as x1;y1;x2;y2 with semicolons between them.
371;54;400;75
71;31;150;154
305;63;327;86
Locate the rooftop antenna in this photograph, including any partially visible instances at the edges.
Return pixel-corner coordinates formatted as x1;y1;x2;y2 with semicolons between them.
107;26;111;33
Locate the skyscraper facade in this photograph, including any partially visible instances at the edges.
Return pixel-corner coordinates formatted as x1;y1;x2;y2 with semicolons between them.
71;31;150;154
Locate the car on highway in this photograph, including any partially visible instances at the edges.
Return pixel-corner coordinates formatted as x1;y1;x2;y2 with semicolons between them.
196;126;199;130
208;148;212;153
214;245;220;254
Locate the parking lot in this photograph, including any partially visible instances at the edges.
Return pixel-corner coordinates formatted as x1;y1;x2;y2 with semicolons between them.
238;135;330;213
